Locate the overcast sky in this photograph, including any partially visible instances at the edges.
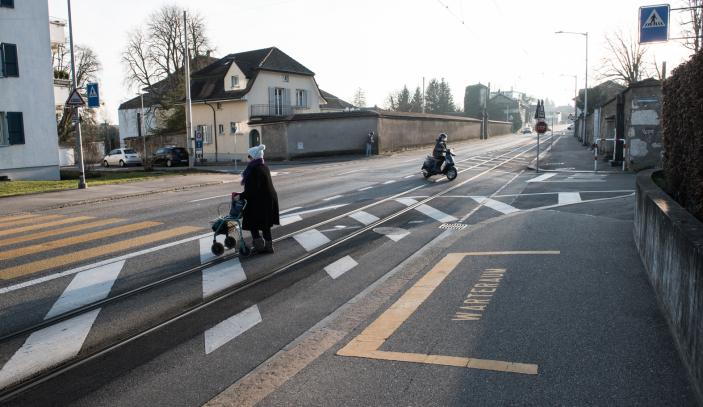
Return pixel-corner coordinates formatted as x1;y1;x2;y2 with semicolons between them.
48;0;693;123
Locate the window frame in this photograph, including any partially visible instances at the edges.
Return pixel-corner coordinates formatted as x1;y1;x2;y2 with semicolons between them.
230;122;237;134
0;112;7;146
231;75;239;88
218;124;224;135
1;43;19;77
282;74;289;82
0;0;14;9
5;112;24;145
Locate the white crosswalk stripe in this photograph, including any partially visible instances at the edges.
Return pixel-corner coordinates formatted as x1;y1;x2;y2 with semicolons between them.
202;258;247;298
527;173;557;183
349;211;379;226
396;198;458;223
45;261;125;319
204;305;262;354
558;192;582;205
0;309;101;389
469;196;520;214
293;229;331;252
324;256;358;279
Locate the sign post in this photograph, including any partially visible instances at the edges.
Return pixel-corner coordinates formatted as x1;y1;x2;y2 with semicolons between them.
639;4;670;43
534;100;548;173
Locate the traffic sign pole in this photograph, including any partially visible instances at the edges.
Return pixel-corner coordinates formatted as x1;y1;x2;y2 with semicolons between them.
67;0;86;189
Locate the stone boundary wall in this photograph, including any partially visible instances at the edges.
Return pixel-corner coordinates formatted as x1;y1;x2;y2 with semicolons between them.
634;169;703;400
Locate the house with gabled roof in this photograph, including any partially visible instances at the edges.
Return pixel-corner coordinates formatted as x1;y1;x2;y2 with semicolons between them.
189;47;327;162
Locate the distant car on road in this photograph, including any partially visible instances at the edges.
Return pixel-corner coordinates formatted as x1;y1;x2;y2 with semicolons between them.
102;148;142;167
521;126;533;134
152;146;189;167
567;125;574;130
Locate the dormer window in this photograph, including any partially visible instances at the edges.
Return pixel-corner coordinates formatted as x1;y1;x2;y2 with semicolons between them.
282;74;289;82
230;75;239;88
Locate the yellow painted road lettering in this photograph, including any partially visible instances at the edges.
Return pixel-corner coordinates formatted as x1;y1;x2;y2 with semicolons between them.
452;312;482;321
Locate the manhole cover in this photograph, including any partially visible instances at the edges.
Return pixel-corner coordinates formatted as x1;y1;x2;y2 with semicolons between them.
439;223;467;230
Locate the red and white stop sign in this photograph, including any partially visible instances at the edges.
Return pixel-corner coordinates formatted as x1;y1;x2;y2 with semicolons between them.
535;121;548;134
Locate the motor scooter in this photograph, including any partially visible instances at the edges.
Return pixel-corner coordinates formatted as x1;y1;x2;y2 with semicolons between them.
421;148;457;181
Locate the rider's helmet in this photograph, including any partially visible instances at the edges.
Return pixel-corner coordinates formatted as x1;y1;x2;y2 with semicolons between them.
437;133;447;142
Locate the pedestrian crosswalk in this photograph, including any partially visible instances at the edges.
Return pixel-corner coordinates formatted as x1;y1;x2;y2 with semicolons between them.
0;214;203;281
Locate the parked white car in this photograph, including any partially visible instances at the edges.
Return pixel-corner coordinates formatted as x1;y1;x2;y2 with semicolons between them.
102;148;142;167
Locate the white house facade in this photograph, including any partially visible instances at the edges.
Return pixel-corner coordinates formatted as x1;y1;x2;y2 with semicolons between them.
189;47;325;162
0;0;60;180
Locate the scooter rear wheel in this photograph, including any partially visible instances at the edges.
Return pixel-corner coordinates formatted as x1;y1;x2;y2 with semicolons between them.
422;168;431;178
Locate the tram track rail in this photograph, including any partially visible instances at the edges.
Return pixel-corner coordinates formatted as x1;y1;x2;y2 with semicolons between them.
0;135;552;401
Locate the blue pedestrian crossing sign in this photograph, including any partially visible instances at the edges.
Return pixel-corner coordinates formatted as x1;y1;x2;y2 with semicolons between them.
639;4;670;43
86;83;100;108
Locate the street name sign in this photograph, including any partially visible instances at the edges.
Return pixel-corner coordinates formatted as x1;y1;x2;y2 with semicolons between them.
86;83;100;108
639;4;670;43
65;88;85;107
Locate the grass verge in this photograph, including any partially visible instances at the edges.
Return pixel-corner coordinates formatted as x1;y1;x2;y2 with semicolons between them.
0;169;201;198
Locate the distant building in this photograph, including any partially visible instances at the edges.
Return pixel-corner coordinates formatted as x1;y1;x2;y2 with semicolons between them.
319;89;355;112
464;83;489;120
0;1;60;180
188;47;327;162
49;17;71;116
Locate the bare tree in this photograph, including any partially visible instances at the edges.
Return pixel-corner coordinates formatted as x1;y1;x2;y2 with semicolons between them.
599;31;649;86
680;0;702;53
122;4;212;97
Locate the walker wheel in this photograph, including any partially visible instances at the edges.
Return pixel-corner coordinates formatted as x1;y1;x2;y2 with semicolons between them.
239;245;251;256
224;236;236;249
211;242;225;256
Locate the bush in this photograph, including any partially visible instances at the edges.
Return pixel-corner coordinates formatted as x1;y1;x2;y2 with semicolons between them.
661;50;703;221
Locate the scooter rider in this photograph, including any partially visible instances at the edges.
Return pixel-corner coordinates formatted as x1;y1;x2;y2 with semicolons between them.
432;133;448;172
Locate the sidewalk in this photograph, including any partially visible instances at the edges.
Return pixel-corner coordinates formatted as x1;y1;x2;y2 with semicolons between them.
0;173;236;215
534;133;626;173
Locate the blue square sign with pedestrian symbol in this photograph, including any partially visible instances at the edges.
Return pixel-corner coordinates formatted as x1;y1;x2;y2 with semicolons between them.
639;4;669;43
86;83;100;108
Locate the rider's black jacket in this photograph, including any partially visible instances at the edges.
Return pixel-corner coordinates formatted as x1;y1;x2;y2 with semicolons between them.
433;140;447;159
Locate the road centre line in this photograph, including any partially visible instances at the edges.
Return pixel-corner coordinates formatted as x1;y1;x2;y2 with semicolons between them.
282;204;348;218
279;206;302;215
336;169;362;176
357;186;374;191
0;221;162;261
189;194;230;203
0;216;95;238
0;218;125;249
383;180;396;184
337;251;557;374
0;226;203;281
323;195;343;201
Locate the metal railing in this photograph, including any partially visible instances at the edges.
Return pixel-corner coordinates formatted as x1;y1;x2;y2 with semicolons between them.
249;104;311;117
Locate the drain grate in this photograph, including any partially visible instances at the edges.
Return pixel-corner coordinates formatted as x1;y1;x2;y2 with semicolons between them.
439;223;467;230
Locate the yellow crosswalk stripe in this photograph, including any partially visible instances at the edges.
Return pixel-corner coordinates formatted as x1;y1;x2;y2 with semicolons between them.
0;214;33;225
0;215;63;228
0;226;203;280
0;218;125;248
0;216;95;238
0;221;162;260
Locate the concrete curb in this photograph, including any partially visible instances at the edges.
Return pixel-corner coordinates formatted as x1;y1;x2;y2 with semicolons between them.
1;180;232;215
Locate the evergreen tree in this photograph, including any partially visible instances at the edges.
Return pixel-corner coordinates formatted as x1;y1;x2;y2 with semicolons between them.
397;86;412;112
437;78;456;113
424;79;441;113
410;86;423;112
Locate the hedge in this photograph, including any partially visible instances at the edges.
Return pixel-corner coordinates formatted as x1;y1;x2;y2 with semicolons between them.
662;50;703;221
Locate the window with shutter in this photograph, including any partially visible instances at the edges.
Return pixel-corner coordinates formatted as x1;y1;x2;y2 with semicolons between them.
1;44;18;77
0;112;7;145
7;112;24;145
0;0;14;8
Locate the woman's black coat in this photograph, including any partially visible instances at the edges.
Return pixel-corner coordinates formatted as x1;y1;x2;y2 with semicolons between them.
240;162;280;231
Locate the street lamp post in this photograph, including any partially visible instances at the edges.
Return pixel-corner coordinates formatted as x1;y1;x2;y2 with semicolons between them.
67;0;86;189
556;31;588;146
138;92;148;167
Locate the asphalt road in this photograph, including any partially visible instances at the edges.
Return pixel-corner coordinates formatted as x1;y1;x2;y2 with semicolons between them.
0;132;694;406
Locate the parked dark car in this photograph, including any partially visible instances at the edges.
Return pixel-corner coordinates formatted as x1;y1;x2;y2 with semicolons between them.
152;147;189;167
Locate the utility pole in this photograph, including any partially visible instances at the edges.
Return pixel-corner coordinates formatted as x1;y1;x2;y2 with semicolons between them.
139;92;147;167
583;32;589;146
184;10;195;168
67;0;86;189
422;77;425;113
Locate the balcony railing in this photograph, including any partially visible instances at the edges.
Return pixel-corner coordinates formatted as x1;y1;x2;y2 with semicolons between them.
250;104;311;117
